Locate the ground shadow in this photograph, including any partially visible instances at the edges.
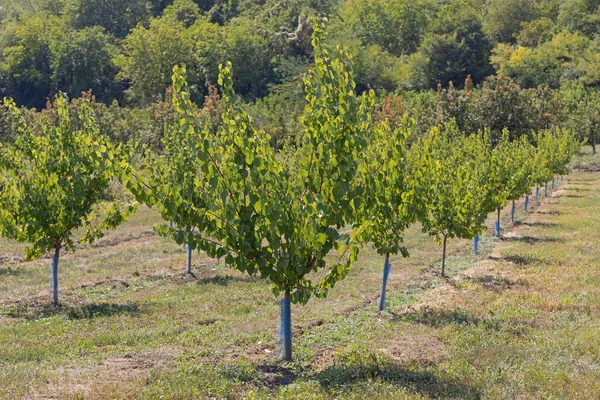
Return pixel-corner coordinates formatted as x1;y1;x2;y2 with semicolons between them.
465;275;529;292
488;254;541;266
4;301;141;320
66;302;140;320
393;308;481;327
562;194;584;198
314;356;480;399
256;364;298;388
196;274;262;286
514;221;558;228
565;178;593;184
501;236;563;244
536;210;560;215
0;267;24;276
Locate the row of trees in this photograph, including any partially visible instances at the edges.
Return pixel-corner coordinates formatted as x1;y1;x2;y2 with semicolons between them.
0;19;581;361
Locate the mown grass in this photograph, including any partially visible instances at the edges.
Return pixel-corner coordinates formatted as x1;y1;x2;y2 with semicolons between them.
0;167;598;399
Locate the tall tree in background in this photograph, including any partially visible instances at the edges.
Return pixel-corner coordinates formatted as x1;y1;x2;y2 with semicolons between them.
115;16;202;104
341;0;428;56
1;17;55;108
561;81;600;154
65;0;152;38
484;0;536;43
50;26;118;102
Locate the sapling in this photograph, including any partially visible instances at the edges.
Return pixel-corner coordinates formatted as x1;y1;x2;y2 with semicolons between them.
148;18;376;361
128;82;214;275
353;116;419;311
0;95;135;305
413;123;493;276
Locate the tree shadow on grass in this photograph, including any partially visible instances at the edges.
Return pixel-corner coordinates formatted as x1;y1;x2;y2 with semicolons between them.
514;221;558;228
565;188;592;193
501;236;563;244
4;301;141;320
314;349;480;399
465;275;529;292
256;364;298;389
391;307;537;339
536;210;560;215
66;302;140;320
196;274;262;286
490;254;541;267
392;308;481;327
0;267;24;276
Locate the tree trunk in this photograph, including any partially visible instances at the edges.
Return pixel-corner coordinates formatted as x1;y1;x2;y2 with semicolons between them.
495;208;501;237
441;235;447;277
473;234;480;255
280;289;292;361
511;199;515;222
591;131;596;155
187;230;193;275
378;253;391;312
52;246;60;306
525;195;529;212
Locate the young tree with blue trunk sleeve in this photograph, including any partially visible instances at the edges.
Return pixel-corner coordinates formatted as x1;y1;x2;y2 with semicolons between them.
413;123;494;277
127;81;214;276
353;116;420;311
505;136;536;223
489;131;521;237
0;95;136;306
533;129;581;192
132;17;375;361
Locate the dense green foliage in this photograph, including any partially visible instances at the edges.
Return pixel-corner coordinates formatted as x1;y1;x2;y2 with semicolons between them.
133;19;375;306
354;117;416;258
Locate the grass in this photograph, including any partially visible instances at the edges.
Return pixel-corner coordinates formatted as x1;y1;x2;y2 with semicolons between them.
1;163;599;398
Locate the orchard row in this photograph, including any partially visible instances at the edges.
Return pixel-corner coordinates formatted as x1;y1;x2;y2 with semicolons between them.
0;19;580;361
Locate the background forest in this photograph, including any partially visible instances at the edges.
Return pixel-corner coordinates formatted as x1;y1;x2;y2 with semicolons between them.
1;0;600;150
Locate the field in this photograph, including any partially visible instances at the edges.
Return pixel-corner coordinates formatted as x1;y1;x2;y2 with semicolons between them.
1;152;599;399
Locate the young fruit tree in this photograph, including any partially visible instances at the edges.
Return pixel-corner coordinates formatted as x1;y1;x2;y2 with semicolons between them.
149;18;375;361
413;124;494;276
353;116;419;311
506;136;536;223
127;83;214;275
531;131;554;200
0;95;136;305
490;134;536;228
532;129;579;198
488;132;511;237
